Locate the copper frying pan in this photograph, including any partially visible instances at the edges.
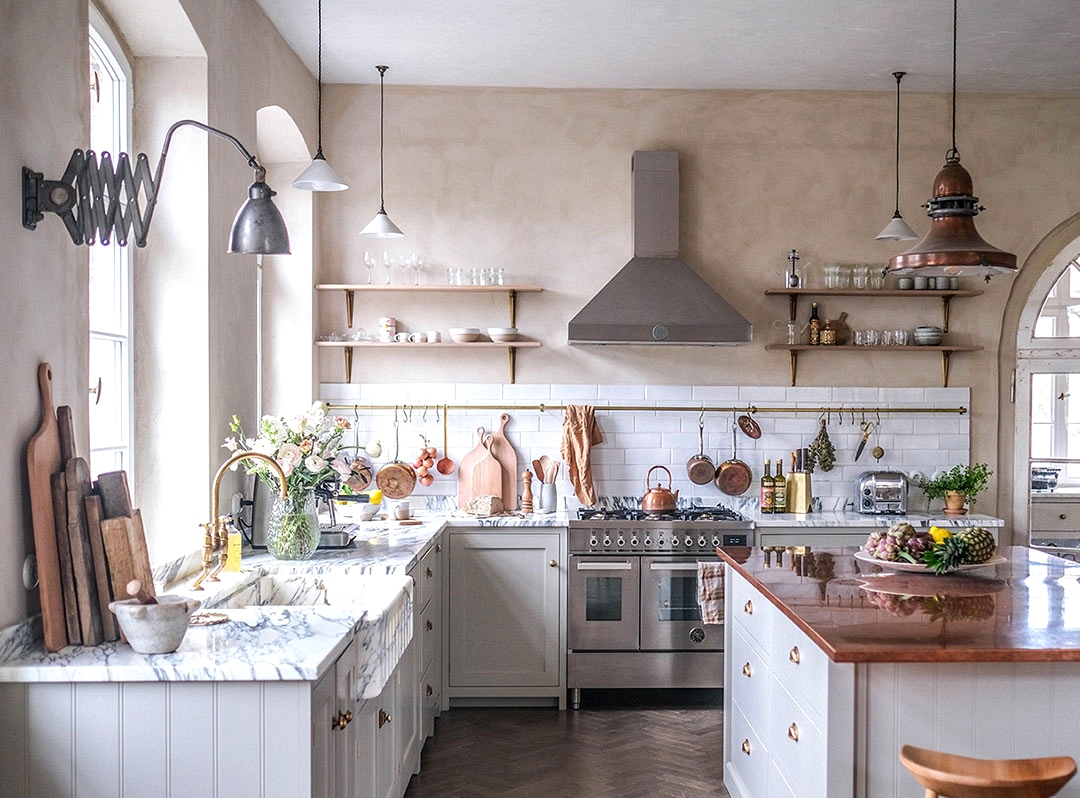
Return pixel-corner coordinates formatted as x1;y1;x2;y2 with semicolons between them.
715;422;752;495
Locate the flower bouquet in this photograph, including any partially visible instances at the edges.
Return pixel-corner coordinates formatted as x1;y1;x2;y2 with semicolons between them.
225;402;354;559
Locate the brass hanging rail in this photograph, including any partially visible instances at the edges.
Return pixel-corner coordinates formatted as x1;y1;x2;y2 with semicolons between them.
326;402;967;416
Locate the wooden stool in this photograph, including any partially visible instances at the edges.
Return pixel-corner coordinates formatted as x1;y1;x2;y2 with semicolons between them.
900;744;1077;798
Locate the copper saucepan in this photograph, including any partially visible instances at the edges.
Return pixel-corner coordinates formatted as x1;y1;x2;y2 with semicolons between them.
715;422;752;496
686;413;716;485
376;412;417;499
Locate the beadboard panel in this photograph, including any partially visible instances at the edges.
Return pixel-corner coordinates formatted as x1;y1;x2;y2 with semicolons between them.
860;662;1080;798
0;680;317;798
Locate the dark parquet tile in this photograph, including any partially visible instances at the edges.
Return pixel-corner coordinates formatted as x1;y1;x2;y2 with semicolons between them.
404;703;730;798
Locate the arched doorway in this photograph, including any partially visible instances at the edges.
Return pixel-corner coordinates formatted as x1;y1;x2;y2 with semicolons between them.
1011;220;1080;558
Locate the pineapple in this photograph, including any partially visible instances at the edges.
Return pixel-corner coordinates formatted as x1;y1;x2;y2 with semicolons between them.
957;527;997;563
921;526;997;573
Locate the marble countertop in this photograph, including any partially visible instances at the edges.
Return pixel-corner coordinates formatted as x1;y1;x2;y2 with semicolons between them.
719;545;1080;663
0;511;568;684
747;510;1004;528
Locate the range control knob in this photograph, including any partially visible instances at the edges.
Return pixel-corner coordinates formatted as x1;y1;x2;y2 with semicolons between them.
616;536;625;548
698;536;707;549
603;536;611;548
712;536;721;548
684;536;694;548
671;537;680;547
630;536;639;548
643;537;652;548
689;627;706;644
589;536;598;548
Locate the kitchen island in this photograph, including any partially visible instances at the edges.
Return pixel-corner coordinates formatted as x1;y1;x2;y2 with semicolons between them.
719;545;1080;798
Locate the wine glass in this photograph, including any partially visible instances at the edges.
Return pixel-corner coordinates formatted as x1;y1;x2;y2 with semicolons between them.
363;251;377;284
409;253;425;285
381;252;394;285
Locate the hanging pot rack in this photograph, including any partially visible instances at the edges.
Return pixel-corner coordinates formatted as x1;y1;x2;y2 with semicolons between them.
326;402;966;417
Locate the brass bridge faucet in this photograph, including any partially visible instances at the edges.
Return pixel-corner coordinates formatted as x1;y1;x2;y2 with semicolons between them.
192;451;287;590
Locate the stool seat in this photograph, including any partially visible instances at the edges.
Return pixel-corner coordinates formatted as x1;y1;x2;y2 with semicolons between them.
901;745;1077;798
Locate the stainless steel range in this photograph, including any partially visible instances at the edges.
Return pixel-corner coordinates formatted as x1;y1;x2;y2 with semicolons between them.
567;506;754;709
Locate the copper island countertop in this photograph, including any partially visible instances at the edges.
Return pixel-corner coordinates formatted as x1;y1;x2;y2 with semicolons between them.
718;545;1080;664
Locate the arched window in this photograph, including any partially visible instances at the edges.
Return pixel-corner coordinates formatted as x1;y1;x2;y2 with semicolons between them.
88;6;133;479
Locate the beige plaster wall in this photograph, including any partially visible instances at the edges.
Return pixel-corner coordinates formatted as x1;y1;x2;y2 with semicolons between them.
317;84;1080;520
0;1;89;627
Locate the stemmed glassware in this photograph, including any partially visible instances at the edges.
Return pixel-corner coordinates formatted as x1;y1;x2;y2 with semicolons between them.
408;253;425;285
363;251;377;284
381;252;394;285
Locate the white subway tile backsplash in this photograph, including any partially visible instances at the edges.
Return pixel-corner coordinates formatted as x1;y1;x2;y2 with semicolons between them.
319;382;972;509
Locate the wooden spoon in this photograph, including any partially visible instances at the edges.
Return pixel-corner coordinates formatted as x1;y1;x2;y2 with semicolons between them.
532;458;545;483
539;455;555;483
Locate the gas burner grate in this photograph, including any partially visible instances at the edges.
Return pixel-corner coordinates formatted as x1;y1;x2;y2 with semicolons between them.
575;505;746;523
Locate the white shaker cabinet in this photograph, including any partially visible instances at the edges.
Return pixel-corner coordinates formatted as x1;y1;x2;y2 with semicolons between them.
443;529;566;708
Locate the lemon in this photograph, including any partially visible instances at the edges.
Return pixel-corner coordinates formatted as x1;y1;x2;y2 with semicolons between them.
929;525;952;544
367;489;383;505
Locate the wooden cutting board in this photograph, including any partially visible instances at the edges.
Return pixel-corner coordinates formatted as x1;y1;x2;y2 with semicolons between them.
129;509;155;595
95;470;132;519
455;427;487;508
84;495;119;641
50;472;81;643
471;436;504;502
488;413;517;510
66;457;103;646
100;516;140;612
25;363;67;651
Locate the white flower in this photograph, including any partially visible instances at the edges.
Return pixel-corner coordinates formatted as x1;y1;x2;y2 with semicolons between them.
330;455;351;477
305;454;327;474
277;442;303;467
252;437;276;456
222;436;239;451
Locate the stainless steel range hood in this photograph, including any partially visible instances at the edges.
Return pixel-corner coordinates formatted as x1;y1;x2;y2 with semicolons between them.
568;151;752;345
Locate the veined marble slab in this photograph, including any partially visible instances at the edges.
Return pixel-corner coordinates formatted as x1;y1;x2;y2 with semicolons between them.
749;510;1004;527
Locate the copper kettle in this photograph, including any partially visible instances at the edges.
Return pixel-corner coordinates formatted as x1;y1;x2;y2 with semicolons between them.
642;465;680;512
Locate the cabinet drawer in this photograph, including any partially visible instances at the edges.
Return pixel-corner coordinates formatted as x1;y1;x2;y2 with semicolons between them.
767;677;825;798
1031;502;1080;533
416;540;441;611
420;657;440;742
769;613;828;721
729;568;774;652
727;700;770;798
419;598;438;673
768;759;800;798
730;624;770;730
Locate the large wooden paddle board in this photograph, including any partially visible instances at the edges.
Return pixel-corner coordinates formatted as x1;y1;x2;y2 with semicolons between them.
488;413;518;510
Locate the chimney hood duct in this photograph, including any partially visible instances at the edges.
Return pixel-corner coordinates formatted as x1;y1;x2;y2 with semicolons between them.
568;151;752;345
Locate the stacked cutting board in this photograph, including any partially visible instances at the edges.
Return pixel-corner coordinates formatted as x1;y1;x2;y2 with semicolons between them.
25;363;155;652
456;412;518;511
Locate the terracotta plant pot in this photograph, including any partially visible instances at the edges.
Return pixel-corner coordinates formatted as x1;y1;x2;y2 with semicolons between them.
943;491;968;515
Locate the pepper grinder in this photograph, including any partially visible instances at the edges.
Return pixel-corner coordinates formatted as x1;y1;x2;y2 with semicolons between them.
521;470;534;514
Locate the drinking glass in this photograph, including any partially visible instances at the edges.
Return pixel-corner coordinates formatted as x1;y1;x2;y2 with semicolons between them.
893;329;909;345
382;252;394;284
410;254;425;285
868;266;886;290
363;251;377;285
824;263;840;289
852;264;870;290
837;264;853;288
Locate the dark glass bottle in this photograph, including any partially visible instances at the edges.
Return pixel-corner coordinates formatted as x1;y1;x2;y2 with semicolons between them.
773;459;786;513
808;302;821;345
760;459;774;514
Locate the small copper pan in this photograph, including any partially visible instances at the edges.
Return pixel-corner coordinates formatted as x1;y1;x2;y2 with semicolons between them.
737;410;761;439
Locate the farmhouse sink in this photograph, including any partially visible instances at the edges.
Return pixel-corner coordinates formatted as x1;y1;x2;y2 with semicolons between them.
204;571;413;697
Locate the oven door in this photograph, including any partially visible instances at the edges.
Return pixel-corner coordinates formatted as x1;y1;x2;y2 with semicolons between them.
568;555;640;651
640;556;723;651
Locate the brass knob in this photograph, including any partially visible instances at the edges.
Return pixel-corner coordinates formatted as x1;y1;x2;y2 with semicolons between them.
426;684;434;696
333;711;347;730
344;710;352;725
787;722;799;742
426;619;434;631
436;543;442;553
743;600;753;615
741;739;752;755
426;567;433;578
378;708;392;728
789;646;801;665
549;559;558;568
742;662;753;678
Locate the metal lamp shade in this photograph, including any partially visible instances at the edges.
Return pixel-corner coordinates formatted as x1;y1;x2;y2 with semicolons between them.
876;212;918;241
360;209;404;238
228;178;291;255
292;155;348;192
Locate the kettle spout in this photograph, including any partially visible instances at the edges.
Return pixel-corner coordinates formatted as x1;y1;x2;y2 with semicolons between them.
673;489;680;502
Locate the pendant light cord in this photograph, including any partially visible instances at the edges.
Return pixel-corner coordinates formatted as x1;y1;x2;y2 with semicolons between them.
377;64;388;213
947;0;959;162
314;0;325;159
892;71;904;214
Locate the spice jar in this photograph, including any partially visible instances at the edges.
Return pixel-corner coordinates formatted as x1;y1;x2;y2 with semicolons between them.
820;319;837;345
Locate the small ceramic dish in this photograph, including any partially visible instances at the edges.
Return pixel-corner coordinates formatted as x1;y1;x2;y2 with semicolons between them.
486;327;520;342
448;327;481;343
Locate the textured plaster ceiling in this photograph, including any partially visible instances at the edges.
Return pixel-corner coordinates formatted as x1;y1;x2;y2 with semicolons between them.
253;0;1080;94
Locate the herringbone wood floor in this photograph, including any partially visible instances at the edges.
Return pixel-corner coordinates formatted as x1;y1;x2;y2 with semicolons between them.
404;698;730;797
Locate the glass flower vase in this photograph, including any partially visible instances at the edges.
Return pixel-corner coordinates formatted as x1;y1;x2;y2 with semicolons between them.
266;490;320;560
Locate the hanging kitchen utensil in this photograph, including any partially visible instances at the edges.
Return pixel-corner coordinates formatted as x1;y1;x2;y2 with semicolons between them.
642;465;679;512
436;406;455;475
715;421;753;496
375;409;417;499
344;455;374;492
686;410;716;485
737;408;761;439
806;417;836;473
854;421;875;462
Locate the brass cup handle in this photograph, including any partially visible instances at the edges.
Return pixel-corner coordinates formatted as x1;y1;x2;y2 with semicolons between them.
741;739;752;755
426;567;433;578
789;645;801;665
787;722;800;742
743;599;753;615
549;559;558;567
741;662;753;678
378;708;392;728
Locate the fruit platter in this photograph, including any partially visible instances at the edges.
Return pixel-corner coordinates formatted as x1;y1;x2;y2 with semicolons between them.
858;523;1004;574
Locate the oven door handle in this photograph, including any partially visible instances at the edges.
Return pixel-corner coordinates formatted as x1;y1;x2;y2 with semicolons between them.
575;561;634;571
648;562;704;571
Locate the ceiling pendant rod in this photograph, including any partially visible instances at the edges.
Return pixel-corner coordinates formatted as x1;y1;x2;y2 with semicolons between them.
876;70;917;241
360;64;404;237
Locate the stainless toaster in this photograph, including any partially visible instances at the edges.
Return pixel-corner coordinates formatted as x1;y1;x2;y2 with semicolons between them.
856;471;908;514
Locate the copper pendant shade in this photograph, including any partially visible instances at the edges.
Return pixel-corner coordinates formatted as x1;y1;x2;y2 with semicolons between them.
886;0;1016;279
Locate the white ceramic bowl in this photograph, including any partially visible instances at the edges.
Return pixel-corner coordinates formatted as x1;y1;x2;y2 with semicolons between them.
487;326;520;343
912;325;943;346
448;327;481;343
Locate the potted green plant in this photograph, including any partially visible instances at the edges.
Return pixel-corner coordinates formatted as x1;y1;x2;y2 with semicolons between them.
916;463;992;515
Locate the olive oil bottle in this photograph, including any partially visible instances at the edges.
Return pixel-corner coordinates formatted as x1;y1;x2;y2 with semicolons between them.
773;459;786;513
760;459;774;514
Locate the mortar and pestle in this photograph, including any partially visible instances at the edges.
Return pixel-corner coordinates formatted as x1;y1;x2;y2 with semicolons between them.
109;580;201;654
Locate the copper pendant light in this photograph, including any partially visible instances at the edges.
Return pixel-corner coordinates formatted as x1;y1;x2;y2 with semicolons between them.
887;0;1016;279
